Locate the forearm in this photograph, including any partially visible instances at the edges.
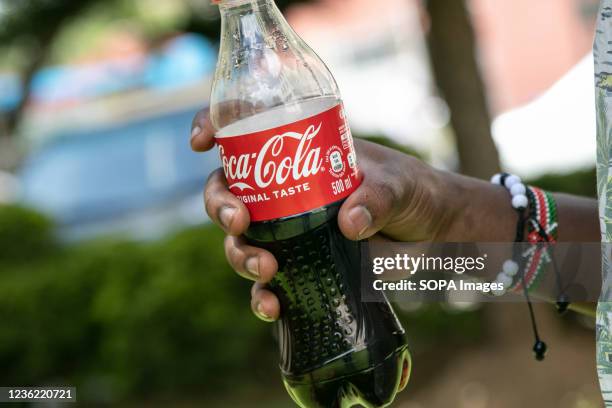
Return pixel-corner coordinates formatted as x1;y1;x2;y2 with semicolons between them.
554;192;599;242
432;171;599;316
438;171;599;243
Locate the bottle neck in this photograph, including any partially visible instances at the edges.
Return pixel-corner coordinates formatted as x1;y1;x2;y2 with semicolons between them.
217;0;295;63
211;0;339;129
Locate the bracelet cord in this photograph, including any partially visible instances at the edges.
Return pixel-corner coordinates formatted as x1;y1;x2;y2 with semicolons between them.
494;174;561;361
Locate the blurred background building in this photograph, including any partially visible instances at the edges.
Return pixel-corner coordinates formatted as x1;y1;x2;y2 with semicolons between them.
0;0;604;407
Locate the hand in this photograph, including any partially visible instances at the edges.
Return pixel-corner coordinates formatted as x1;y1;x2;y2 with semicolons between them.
191;108;461;322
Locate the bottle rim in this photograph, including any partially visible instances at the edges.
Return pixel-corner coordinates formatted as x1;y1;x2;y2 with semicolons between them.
211;0;261;5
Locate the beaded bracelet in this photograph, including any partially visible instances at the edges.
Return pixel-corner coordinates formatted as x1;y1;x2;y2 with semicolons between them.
489;173;529;295
510;187;558;293
489;175;558;295
489;173;561;361
525;186;569;313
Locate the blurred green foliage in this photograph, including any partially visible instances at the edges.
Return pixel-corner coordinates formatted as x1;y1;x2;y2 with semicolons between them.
0;205;267;402
359;134;423;159
0;202;484;404
0;0;314;68
0;205;56;264
527;167;597;198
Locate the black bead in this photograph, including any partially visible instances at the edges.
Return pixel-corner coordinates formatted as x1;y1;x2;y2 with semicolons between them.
499;173;509;187
556;295;570;315
533;340;547;361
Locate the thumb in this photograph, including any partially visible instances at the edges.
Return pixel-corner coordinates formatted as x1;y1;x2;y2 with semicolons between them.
190;108;216;152
337;175;401;241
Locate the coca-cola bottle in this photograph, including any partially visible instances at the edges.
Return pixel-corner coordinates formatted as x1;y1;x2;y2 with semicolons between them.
210;1;410;406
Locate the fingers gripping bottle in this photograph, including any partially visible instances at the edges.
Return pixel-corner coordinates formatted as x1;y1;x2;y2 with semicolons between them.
210;1;410;406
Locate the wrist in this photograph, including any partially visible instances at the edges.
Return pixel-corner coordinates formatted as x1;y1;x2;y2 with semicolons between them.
427;169;466;242
432;171;517;242
382;157;454;242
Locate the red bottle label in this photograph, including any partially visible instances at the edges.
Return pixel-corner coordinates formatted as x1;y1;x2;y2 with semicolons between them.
215;104;362;222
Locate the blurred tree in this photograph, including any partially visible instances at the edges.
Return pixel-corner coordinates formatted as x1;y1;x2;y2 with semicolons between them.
0;0;108;138
0;0;112;170
425;0;501;179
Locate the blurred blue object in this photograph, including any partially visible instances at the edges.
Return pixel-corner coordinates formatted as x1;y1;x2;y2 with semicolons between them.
19;107;217;241
0;73;22;111
2;33;216;110
146;33;217;90
30;59;145;104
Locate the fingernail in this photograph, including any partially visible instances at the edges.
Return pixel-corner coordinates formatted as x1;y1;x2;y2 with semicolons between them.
255;302;273;322
219;206;236;229
245;257;260;278
348;205;372;239
191;126;202;141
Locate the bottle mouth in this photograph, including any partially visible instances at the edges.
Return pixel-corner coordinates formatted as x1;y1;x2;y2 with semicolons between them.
212;0;257;5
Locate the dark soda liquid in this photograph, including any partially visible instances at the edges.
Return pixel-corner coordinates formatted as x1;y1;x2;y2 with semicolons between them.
246;201;410;408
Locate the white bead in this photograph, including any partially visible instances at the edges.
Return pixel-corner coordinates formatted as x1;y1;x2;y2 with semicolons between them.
504;174;521;189
502;260;519;276
511;194;528;209
490;174;502;185
496;272;513;287
510;183;526;196
492;287;506;297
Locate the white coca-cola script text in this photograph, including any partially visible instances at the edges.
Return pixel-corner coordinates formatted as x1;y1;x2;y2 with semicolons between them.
220;123;323;191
